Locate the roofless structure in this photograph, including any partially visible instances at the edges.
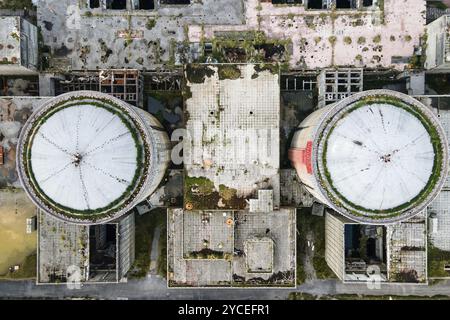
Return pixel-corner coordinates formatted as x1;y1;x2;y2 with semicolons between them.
290;90;449;224
17;91;170;224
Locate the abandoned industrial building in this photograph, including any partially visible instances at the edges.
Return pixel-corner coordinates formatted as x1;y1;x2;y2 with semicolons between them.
167;64;296;287
3;0;450;300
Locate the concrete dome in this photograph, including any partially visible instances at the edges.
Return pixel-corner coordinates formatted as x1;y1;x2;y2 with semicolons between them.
17;91;170;224
290;90;449;224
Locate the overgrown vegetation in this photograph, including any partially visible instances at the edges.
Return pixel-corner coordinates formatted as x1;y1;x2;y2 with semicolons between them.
428;244;450;278
288;292;450;300
184;175;246;210
426;74;450;94
373;35;382;43
296;208;336;285
218;65;241;80
410;33;427;69
0;0;34;10
198;31;291;65
146;19;156;30
393;269;419;283
185;248;232;260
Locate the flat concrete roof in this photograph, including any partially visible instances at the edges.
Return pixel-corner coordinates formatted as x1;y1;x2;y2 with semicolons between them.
194;0;425;70
36;0;244;71
168;207;296;287
183;64;280;211
36;0;424;71
182;211;234;258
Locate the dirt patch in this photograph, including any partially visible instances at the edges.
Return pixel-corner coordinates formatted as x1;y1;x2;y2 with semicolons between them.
0;189;37;276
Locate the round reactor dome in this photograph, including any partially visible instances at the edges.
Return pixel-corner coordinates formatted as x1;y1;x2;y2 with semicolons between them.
290;90;449;224
17;91;170;224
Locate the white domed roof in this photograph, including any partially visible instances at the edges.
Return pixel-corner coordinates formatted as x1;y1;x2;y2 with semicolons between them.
325;102;435;211
30;104;139;211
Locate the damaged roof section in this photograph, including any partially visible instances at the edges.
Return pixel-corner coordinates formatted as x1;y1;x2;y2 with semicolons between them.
36;0;245;71
183;64;280;211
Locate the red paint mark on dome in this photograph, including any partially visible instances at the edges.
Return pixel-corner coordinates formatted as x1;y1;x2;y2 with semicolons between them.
289;141;313;174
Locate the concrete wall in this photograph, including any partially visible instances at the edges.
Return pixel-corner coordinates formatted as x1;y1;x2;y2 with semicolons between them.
135;107;171;201
325;210;346;280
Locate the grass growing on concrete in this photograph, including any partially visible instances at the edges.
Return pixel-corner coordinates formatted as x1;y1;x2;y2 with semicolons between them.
296;259;306;285
218;65;241;80
0;0;34;10
157;225;167;278
145;19;156;30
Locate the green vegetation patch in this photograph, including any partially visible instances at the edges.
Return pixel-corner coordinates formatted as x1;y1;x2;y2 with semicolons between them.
288;292;450;300
0;0;34;10
426;74;450;94
145;19;156;30
253;63;279;76
185;248;232;260
200;31;291;64
373;35;382;43
157;224;167;278
217;65;241;80
185;64;215;84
